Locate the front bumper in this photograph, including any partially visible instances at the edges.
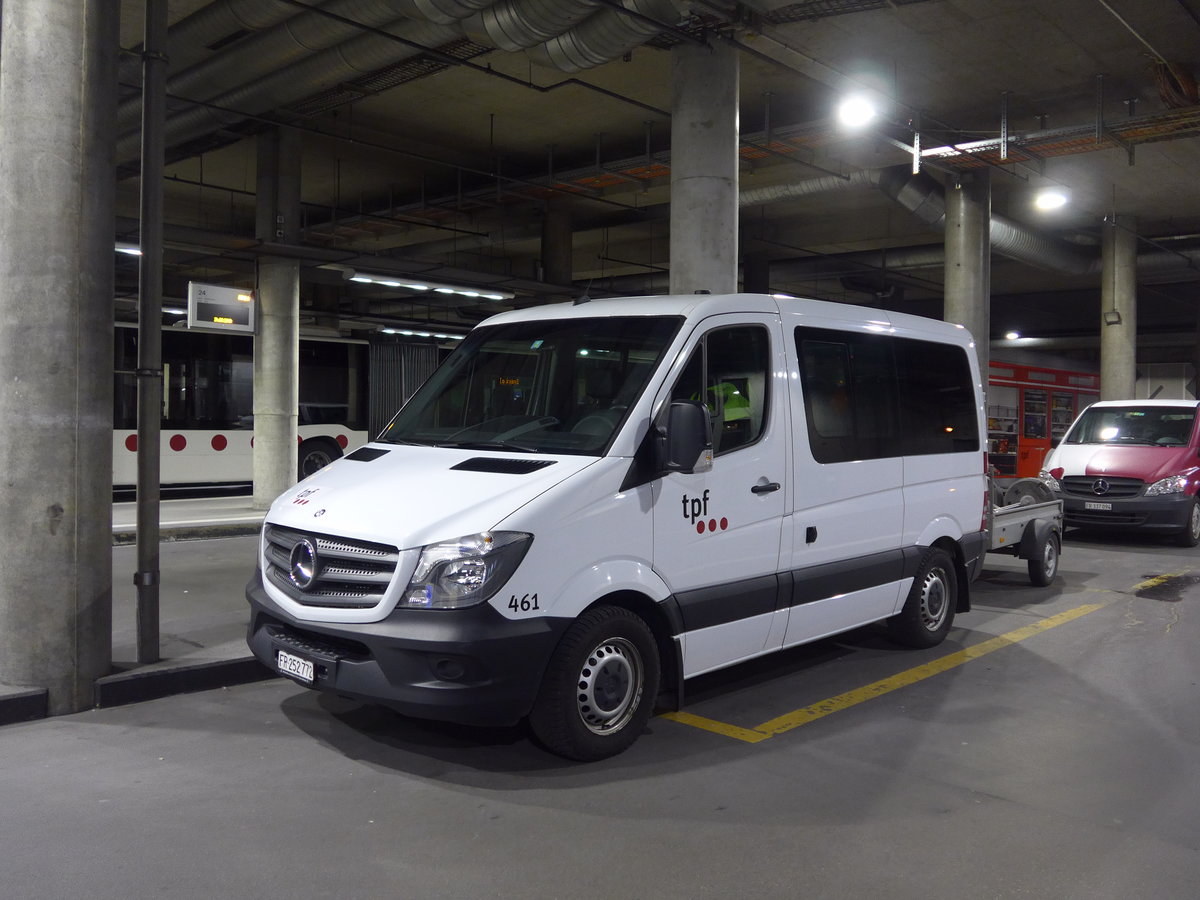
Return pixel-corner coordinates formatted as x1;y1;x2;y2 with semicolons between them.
1058;490;1195;534
246;571;568;727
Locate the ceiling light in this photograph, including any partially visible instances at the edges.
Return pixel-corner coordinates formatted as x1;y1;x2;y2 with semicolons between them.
1034;188;1068;211
335;268;515;300
837;95;877;128
115;242;142;256
1005;331;1021;340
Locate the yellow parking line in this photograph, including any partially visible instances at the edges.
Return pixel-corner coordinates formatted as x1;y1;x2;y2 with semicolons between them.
658;710;772;743
663;602;1107;744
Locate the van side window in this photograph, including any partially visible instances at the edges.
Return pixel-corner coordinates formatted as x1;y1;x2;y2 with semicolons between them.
893;338;980;454
669;325;770;455
798;333;897;462
796;327;979;463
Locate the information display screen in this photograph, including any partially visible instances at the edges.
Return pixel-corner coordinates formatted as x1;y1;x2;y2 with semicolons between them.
187;282;255;333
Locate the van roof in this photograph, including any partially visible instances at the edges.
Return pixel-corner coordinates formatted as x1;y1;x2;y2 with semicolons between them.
478;292;976;344
1087;398;1200;408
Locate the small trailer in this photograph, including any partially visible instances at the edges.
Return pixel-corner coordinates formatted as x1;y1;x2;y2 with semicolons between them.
988;478;1064;586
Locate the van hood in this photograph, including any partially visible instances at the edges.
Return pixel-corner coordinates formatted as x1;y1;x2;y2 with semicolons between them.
266;443;601;549
1045;443;1200;483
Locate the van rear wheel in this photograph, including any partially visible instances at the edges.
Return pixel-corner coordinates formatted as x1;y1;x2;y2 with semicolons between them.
529;605;659;762
887;547;957;648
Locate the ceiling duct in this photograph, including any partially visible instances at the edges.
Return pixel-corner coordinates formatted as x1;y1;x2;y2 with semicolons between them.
117;0;408;135
524;0;687;72
462;0;601;52
118;0;300;89
116;16;461;163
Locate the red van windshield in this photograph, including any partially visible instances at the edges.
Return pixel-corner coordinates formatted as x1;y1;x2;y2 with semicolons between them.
1065;405;1197;447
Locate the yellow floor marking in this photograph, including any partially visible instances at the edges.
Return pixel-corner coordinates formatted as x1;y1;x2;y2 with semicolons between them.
658;710;772;743
1132;572;1188;592
662;602;1107;744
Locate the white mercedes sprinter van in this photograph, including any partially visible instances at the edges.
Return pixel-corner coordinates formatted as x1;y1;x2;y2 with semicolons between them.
247;293;989;760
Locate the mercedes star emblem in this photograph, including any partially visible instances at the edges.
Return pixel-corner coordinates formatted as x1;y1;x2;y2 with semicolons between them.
1092;479;1111;496
288;538;319;591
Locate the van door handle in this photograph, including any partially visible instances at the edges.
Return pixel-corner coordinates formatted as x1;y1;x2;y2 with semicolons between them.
751;482;781;494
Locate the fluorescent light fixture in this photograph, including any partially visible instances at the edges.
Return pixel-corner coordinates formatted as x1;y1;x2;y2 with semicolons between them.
162;306;187;315
837;94;877;128
1034;188;1068;211
1005;331;1021;340
115;242;142;256
343;269;515;300
380;327;465;340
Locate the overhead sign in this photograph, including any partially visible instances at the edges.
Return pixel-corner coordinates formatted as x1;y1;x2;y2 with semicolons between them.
187;282;255;333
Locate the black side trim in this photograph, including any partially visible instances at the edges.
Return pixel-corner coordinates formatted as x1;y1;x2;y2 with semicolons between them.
451;457;558;474
347;447;389;462
675;574;781;631
792;549;908;607
665;540;976;636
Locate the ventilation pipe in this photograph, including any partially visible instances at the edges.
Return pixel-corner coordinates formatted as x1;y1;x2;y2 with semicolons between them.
116;17;461;163
525;0;685;72
738;168;882;206
117;0;405;135
118;0;688;165
461;0;601;51
118;0;300;89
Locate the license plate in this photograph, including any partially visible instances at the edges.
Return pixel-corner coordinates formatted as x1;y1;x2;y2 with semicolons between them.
277;649;314;684
1084;501;1112;511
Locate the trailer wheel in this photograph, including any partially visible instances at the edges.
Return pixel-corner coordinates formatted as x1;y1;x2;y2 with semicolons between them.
1027;531;1060;586
1176;498;1200;548
298;437;341;480
529;605;660;762
887;547;957;649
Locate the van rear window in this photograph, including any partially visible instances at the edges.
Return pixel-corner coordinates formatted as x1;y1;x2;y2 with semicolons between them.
1065;406;1197;446
796;327;979;464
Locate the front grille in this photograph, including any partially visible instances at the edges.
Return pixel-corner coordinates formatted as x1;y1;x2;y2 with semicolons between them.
265;623;370;661
1061;475;1143;498
264;523;399;609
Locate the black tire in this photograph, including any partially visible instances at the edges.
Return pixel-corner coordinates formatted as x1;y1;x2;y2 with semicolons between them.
887;546;958;648
298;438;341;480
529;605;660;762
1027;531;1060;586
1176;498;1200;548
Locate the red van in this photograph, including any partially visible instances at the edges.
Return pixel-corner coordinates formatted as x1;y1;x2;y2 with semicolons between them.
1039;399;1200;546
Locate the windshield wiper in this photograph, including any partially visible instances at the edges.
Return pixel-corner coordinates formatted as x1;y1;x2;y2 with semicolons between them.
439;440;539;453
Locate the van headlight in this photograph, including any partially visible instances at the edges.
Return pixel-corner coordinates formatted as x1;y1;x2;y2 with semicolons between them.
1038;469;1062;491
1146;475;1189;496
400;531;532;609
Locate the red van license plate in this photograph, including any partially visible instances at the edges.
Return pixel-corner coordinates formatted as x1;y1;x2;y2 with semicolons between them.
1084;501;1112;511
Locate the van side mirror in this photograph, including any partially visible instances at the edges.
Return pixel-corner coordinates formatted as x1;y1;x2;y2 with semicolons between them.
657;400;713;474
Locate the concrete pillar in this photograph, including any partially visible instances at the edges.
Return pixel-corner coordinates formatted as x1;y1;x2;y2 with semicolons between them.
253;127;301;508
541;198;573;290
669;42;739;295
943;170;992;376
1099;215;1138;400
0;0;117;712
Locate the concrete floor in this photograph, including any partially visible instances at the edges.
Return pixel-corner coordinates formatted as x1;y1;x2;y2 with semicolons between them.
2;530;1198;898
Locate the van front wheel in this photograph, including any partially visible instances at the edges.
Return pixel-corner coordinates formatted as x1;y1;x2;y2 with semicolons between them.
529;606;660;762
1176;498;1200;548
887;547;957;648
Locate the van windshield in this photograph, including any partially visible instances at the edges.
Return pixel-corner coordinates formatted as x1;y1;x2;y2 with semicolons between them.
1065;405;1197;447
379;315;683;455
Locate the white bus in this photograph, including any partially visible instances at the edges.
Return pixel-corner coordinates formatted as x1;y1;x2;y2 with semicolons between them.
112;324;438;488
